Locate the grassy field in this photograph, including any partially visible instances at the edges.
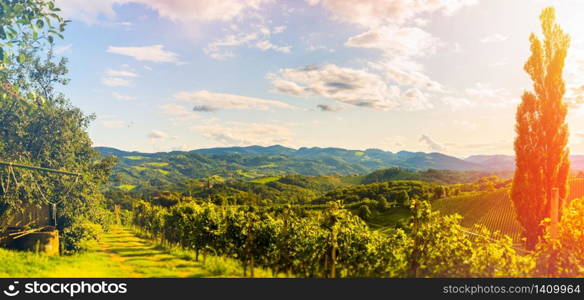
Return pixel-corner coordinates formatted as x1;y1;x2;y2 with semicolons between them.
117;185;136;191
366;207;411;234
0;227;273;278
124;156;147;160
250;176;282;184
144;162;169;167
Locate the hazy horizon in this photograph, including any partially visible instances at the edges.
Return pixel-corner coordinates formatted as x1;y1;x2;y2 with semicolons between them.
93;143;532;160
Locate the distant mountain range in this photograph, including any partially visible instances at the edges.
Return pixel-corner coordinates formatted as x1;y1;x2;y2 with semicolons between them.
95;145;584;187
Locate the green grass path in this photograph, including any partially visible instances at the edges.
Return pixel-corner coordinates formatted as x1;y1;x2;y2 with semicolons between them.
0;227;249;278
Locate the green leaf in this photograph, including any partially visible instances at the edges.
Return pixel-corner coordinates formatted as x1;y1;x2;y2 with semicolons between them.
48;35;53;44
18;53;25;64
36;19;44;30
6;27;17;40
0;48;3;61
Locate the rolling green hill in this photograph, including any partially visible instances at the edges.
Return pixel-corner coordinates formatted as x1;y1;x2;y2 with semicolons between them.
96;145;495;191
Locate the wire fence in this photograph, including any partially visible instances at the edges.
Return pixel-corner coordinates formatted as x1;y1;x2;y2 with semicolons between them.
568;177;584;204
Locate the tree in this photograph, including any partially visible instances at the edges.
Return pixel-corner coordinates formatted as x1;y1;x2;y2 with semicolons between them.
433;186;446;199
377;195;389;211
511;7;571;249
0;0;116;233
395;190;410;206
535;197;584;277
358;204;371;220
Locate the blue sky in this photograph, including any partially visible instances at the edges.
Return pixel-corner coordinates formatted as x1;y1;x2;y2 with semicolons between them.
52;0;584;157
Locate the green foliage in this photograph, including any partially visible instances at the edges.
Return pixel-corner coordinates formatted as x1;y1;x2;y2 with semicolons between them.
61;219;103;253
376;195;389;211
0;0;67;73
406;200;534;277
0;0;115;232
362;167;495;185
395;190;410;206
534;197;584;277
131;198;533;277
315;181;433;205
358;204;372;220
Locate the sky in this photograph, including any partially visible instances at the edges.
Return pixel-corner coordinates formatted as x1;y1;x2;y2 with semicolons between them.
50;0;584;157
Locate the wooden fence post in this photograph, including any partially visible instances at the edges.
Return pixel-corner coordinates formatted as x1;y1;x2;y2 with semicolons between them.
549;187;559;276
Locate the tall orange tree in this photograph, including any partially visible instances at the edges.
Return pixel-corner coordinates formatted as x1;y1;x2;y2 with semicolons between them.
512;7;571;250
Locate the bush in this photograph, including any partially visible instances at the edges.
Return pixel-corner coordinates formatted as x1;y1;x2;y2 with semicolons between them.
358;204;372;220
534;197;584;276
61;220;104;253
377;196;389;211
119;209;134;226
395;190;410;206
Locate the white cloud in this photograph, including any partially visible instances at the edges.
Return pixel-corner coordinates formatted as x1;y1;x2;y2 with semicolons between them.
204;25;290;59
116;21;133;27
480;33;508;43
439;83;516;110
106;69;139;77
309;0;476;114
564;48;584;108
307;44;335;53
436;83;516;108
107;45;180;64
56;0;271;24
255;40;291;53
101;77;131;87
345;25;439;57
307;0;477;27
207;33;259;50
402;88;433;110
369;57;444;92
160;103;200;123
137;0;270;22
316;104;342;112
112;92;136;101
148;130;177;140
440;96;473;110
54;0;119;24
269;64;433;111
419;134;445;152
566;84;584;108
194;121;296;146
207;51;235;60
273;26;286;34
174;90;295;111
270;79;308;96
